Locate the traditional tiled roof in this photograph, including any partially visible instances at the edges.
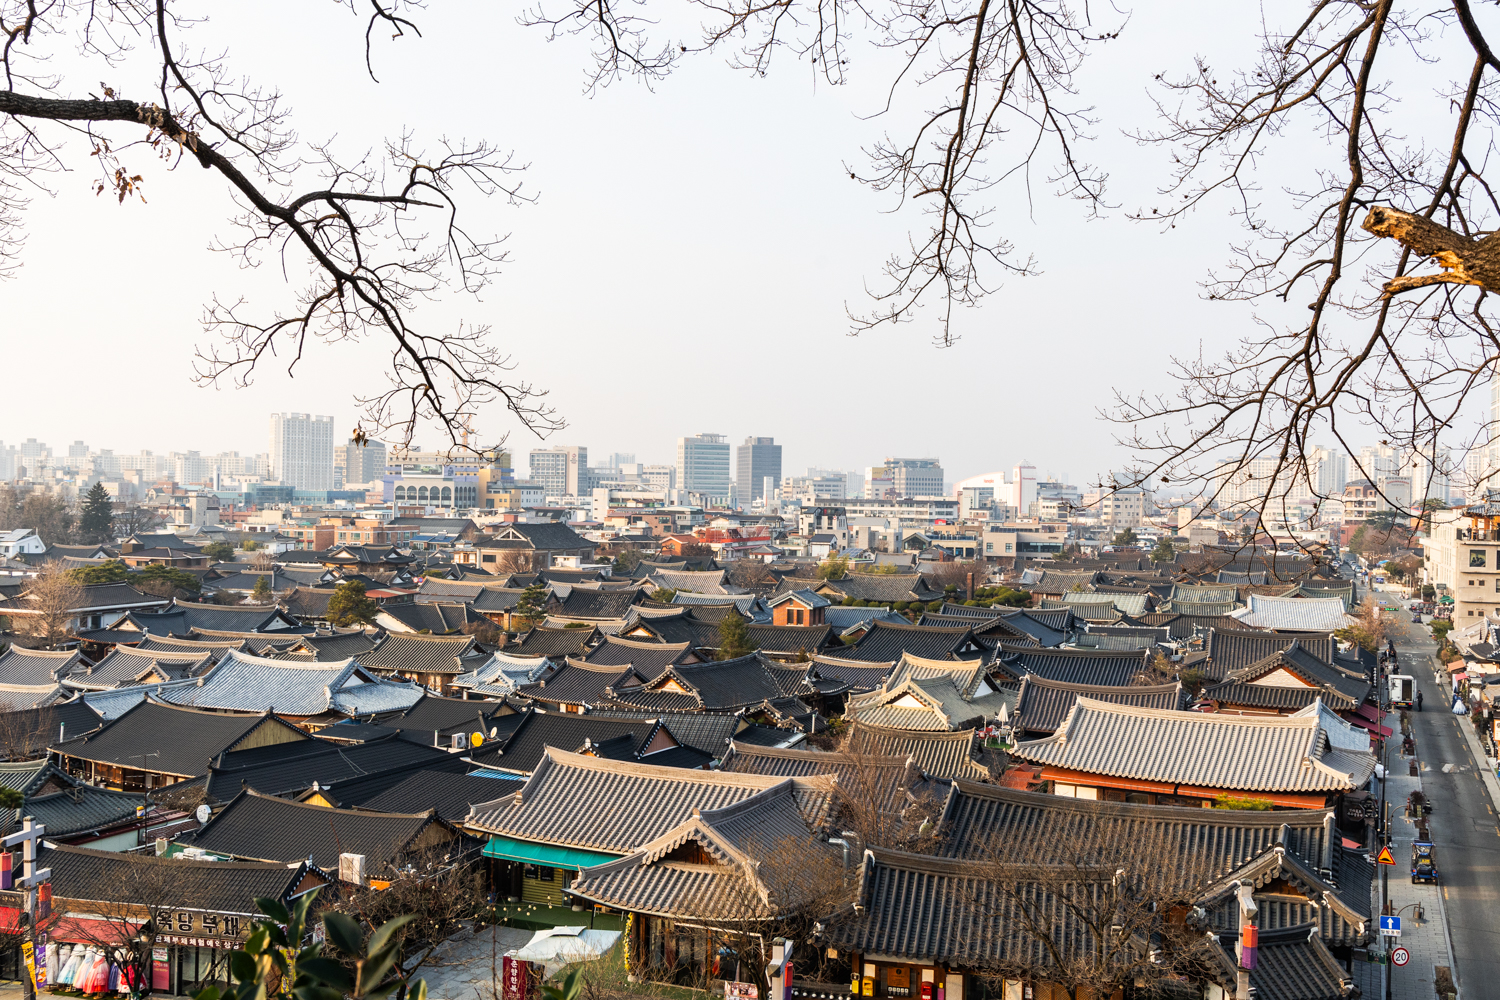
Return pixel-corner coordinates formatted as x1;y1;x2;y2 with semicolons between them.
608;654;799;714
293;630;382;661
512;626;597;657
517;659;642;707
554;588;642;620
822;607;909;635
1284;581;1357;610
176;628;304;653
1012;676;1182;735
38;842;308;912
1029;570;1099;594
13;783;145;838
1169;583;1241;604
465;748;788;852
1215;924;1356;1000
0;647;82;687
484;521;593;551
565;781;831;920
994;645;1148;686
124;602;304;635
0;759;71;795
203;732;454;800
474;711;696;774
0;680;67;712
51;701;311;778
581;709;750;757
805;653;895;693
1011;698;1377;794
937;778;1335;869
815;574;942;604
1236;595;1352;631
1160;599;1241;616
156;649;423;716
0;582;168;617
846;668;1013;731
360;632;481;676
1207;641;1370;712
63;646;215;691
843;722;990;781
451;651;551;697
189;788;452;867
1206;628;1337;681
360;770;526;823
649;570;733;595
842;620;983;663
376;602;482;634
580;635;692;677
134;634;248;659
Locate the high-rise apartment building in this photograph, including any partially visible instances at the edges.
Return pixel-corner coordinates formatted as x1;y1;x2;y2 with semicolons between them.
172;451;212;486
269;413;335;490
1308;446;1348;497
529;445;588;498
677;434;732;499
735;437;782;504
335;440;388;488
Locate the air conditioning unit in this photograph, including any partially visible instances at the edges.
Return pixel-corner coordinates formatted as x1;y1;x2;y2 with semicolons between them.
451;733;470;751
339;853;367;887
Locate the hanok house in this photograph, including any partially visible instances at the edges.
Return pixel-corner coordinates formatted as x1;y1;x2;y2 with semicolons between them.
1009;697;1377;809
464;748;790;906
51;700;313;791
357;632;489;693
0;581;170;635
1197;639;1375;725
843;656;1014;732
0;844;324;995
818;779;1368;1000
565;779;838;986
1009;675;1184;740
184;788;468;870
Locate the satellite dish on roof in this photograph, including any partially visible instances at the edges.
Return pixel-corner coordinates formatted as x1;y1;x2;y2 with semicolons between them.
194;804;212;824
471;732;485;747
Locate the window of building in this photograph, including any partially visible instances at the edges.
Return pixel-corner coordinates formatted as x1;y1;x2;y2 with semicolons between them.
1472;549;1487;567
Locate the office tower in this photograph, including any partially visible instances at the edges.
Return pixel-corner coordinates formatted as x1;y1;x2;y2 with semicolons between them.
677;434;732;497
1010;462;1037;514
67;441;88;459
735;437;782;504
268;413;335;490
529;445;588;497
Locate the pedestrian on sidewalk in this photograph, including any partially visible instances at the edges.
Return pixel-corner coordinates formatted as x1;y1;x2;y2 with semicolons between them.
1417;690;1423;712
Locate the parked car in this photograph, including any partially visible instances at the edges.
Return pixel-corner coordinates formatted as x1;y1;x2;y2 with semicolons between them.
1412;841;1438;884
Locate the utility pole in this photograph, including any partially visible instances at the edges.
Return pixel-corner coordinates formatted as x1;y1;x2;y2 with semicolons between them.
4;817;52;1000
1231;880;1258;1000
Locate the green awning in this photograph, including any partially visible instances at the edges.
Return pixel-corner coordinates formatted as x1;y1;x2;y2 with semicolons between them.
482;835;621;870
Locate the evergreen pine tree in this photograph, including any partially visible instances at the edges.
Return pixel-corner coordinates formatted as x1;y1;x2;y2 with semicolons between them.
250;575;274;604
326;579;379;625
716;612;759;661
513;582;549;629
79;481;114;542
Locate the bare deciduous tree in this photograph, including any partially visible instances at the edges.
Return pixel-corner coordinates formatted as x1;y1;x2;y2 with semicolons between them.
0;2;561;454
967;821;1222;999
14;561;85;649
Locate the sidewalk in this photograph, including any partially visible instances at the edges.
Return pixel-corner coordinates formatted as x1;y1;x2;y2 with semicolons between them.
1349;718;1455;1000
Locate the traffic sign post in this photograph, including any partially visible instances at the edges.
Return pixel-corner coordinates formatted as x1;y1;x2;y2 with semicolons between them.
1379;915;1402;937
1376;845;1396;866
1391;947;1410;967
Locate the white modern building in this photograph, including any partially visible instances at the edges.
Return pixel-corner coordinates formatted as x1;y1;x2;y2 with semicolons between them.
268;413;335;491
529;445;589;498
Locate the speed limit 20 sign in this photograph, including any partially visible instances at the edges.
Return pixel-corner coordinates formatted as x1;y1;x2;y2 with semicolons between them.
1391;947;1411;967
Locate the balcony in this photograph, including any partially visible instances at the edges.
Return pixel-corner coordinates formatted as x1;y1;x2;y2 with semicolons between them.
1458;529;1500;541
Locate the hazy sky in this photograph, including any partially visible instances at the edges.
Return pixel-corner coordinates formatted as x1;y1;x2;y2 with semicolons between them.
1;1;1486;486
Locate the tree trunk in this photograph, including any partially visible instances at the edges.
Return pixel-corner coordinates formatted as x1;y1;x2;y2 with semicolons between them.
1361;206;1500;295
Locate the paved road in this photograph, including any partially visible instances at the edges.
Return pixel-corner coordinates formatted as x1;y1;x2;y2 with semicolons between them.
1373;590;1500;998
